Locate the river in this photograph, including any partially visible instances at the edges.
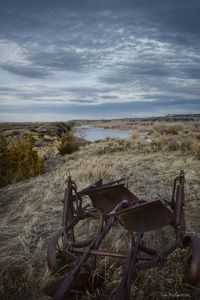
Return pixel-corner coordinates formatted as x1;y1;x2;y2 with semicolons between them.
75;125;132;141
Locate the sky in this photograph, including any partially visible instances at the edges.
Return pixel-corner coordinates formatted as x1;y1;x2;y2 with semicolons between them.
0;0;200;121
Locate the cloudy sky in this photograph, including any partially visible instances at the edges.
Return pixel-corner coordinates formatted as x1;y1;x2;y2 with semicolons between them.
0;0;200;121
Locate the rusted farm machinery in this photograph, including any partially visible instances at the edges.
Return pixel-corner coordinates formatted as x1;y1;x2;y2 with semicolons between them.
45;170;200;300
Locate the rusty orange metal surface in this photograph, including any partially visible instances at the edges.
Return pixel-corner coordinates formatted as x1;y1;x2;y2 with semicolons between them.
111;199;175;232
82;184;139;213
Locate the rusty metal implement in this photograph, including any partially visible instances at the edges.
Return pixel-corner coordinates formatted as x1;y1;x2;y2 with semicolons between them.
45;171;200;300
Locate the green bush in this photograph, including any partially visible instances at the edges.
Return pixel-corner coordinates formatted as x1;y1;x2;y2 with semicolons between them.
0;135;44;187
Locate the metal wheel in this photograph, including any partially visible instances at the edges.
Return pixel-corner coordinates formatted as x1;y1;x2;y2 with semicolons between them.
47;228;95;274
183;235;200;287
47;229;74;273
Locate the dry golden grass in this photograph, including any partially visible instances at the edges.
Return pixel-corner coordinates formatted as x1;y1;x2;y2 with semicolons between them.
78;118;200;135
0;120;200;299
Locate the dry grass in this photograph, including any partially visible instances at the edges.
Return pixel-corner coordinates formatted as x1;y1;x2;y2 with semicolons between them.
77;118;200;134
0;120;200;299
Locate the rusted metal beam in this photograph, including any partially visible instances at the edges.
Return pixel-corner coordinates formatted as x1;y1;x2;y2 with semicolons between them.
53;216;115;300
68;247;127;259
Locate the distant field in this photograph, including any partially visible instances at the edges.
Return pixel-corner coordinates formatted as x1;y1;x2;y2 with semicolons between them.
0;117;200;299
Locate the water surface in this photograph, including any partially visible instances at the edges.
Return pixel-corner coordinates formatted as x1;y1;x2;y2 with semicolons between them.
75;125;131;141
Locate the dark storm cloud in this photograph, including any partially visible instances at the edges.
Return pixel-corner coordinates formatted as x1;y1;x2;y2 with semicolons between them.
0;0;200;120
28;49;100;72
1;0;200;43
1;63;50;78
0;86;17;93
1;0;200;75
0;48;98;77
68;99;95;104
99;61;172;85
1;99;199;119
0;84;119;104
99;60;200;85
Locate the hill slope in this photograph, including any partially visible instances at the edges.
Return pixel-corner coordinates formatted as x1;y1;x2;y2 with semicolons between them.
0;138;200;299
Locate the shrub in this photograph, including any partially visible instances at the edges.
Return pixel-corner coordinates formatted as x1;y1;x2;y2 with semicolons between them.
146;133;200;158
58;135;79;155
152;122;183;136
0;135;44;187
0;135;10;187
132;131;140;139
165;127;178;135
163;136;180;151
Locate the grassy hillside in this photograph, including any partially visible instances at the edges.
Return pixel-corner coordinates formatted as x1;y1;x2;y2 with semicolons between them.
0;119;200;299
0;122;74;159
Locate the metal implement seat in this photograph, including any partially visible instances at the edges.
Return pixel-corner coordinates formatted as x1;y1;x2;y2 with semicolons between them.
113;200;175;232
81;184;139;213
